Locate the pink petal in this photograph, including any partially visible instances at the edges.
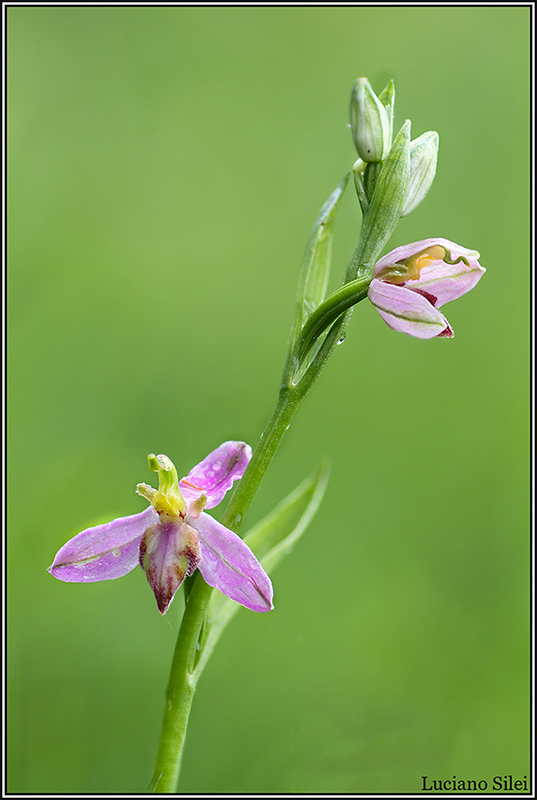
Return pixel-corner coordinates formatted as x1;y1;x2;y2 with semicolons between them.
193;512;273;613
179;441;252;509
48;506;157;583
368;279;451;339
139;520;201;614
408;260;485;307
373;237;481;278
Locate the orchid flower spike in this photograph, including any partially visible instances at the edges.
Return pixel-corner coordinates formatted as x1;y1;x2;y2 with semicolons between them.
368;238;485;339
49;442;273;615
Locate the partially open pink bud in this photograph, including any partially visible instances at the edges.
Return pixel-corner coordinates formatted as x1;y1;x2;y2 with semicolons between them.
368;238;485;339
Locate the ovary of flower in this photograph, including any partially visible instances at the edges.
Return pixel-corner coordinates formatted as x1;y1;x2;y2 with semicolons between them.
48;442;273;615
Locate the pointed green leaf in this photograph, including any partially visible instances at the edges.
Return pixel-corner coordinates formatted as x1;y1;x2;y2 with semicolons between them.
282;176;349;387
244;457;331;572
296;175;349;327
349;119;411;281
200;460;331;662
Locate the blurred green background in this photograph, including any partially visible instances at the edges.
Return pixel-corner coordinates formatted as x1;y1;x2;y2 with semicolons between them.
8;6;530;794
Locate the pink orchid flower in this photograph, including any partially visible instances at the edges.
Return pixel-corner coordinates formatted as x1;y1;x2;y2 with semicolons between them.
368;238;485;338
49;442;273;615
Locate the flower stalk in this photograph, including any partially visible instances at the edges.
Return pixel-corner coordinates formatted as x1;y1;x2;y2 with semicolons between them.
149;576;212;792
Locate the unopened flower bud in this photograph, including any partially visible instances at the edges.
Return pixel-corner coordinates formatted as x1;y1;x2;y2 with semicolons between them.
349;78;391;162
401;131;439;217
352;158;368;212
378;80;395;144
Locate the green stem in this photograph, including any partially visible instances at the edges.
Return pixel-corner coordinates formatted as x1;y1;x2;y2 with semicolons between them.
148;387;301;793
148;125;409;792
221;387;302;533
148;577;212;792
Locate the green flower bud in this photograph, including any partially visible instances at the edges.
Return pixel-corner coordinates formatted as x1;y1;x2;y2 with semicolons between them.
352;157;368;213
401;131;439;217
378;80;395;144
349;78;391;163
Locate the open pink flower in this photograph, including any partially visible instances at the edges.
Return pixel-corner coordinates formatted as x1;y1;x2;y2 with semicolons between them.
49;442;273;615
368;238;485;338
